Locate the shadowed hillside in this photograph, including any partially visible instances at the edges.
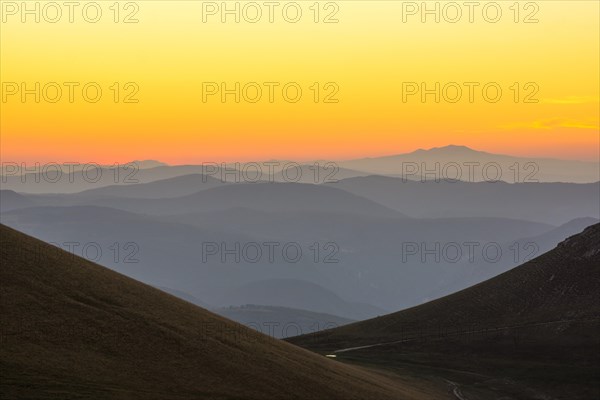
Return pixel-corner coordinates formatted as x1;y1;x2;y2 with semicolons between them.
290;223;600;349
0;224;446;400
289;223;600;399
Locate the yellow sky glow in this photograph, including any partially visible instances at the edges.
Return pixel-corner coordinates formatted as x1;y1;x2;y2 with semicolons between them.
1;0;599;163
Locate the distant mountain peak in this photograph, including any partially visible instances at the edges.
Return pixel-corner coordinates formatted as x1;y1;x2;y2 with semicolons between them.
412;144;479;154
129;160;168;169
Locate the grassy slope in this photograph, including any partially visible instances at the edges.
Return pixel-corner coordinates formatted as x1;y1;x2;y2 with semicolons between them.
288;224;600;399
290;223;600;351
0;224;445;400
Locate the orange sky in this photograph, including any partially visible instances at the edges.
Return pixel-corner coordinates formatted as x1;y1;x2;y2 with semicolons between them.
1;1;599;164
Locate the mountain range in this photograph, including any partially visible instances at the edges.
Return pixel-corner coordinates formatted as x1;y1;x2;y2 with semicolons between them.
2;146;598;195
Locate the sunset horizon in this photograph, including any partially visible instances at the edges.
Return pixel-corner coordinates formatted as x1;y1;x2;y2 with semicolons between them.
2;1;598;164
1;1;599;399
2;142;599;166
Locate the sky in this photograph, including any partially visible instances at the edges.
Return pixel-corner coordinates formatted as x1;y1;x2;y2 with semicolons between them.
1;0;599;164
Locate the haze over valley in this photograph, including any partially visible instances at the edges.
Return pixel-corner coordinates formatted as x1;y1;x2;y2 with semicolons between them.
2;146;599;399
